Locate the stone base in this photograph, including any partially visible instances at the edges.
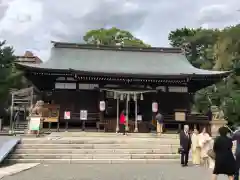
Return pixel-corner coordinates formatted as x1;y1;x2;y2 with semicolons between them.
210;119;227;137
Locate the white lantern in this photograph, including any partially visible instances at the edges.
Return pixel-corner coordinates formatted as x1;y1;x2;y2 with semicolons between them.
152;102;158;112
133;93;137;101
99;101;105;111
120;94;124;101
114;92;117;99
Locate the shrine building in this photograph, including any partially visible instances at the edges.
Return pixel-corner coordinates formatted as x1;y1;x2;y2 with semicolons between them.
15;42;230;133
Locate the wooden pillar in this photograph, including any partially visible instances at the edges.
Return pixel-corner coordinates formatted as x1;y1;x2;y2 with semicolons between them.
152;92;159;134
134;95;138;133
125;93;129;132
116;95;119;133
99;90;104;122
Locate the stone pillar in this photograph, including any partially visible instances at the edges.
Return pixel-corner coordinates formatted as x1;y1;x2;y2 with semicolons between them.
210;119;227;137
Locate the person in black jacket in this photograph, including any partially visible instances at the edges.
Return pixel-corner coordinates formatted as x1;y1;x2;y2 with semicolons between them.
231;127;240;180
212;126;236;180
179;124;191;167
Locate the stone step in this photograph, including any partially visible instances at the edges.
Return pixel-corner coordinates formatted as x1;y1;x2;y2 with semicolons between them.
14;148;178;154
48;132;179;138
20;139;179;145
5;158;180;164
17;144;179;149
9;153;180;159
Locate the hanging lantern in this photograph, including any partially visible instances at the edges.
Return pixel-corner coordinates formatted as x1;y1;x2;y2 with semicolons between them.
114;92;117;99
152;102;158;112
140;93;144;101
127;94;130;101
99;101;106;111
120;94;124;101
133;93;137;101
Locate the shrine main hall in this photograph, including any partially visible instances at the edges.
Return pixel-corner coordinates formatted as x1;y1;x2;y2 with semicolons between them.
15;41;230;133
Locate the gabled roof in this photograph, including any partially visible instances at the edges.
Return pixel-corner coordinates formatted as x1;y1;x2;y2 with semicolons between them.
16;41;230;78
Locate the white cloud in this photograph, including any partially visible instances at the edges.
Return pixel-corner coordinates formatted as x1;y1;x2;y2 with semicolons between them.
0;0;239;61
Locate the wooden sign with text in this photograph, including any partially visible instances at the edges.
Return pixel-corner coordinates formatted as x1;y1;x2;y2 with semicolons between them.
42;104;60;123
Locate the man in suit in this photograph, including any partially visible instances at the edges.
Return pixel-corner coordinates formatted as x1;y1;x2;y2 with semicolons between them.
179;124;191;167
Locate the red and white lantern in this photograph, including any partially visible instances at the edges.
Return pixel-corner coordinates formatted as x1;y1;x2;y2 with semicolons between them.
99;101;106;111
152;102;158;112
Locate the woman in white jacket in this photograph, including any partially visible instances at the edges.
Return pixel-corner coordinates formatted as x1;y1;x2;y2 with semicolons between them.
198;127;212;167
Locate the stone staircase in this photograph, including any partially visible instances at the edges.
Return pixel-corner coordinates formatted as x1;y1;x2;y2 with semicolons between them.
6;133;181;164
13;121;28;134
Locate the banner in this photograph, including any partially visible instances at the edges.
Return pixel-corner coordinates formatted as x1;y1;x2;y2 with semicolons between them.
64;111;71;120
80;110;88;120
29;117;41;131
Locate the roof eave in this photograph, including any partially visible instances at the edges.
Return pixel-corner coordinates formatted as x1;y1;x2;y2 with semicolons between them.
15;63;232;80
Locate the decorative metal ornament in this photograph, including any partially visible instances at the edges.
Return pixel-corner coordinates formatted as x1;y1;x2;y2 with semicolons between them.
140;93;144;101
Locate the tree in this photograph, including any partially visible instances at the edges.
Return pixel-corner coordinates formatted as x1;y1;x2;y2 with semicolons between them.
83;27;150;47
0;41;21;102
168;26;240;124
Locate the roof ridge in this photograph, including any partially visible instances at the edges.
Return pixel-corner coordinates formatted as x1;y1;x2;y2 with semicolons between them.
51;41;183;54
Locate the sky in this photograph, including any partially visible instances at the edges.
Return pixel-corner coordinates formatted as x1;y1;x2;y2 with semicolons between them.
0;0;239;61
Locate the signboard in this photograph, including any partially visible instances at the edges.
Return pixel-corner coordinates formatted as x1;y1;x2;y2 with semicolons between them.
175;112;186;121
152;102;158;112
29;117;41;131
137;115;142;121
64;111;71;120
43;104;60;123
80;110;88;120
99;101;105;111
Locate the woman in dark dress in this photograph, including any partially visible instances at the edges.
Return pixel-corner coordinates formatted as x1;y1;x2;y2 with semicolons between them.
212;127;236;180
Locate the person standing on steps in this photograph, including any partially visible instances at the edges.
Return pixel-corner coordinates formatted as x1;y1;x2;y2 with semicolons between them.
179;124;191;167
119;110;126;135
155;111;163;134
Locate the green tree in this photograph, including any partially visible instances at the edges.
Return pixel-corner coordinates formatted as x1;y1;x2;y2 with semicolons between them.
168;26;240;124
0;41;21;102
83;27;150;47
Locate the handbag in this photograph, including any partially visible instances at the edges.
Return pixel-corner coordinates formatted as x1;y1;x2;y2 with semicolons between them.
207;149;216;159
178;147;184;154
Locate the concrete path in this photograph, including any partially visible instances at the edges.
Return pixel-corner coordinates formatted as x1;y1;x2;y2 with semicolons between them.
1;163;227;180
0;163;39;179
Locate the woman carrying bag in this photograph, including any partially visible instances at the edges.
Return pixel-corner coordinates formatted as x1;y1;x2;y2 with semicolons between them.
211;126;236;180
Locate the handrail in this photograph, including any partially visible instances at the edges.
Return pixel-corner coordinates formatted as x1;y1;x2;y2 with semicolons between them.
11;110;20;134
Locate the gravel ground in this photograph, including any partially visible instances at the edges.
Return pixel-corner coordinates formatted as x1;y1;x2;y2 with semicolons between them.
1;163;228;180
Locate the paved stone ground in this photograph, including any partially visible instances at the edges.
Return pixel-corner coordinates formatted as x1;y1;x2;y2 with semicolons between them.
1;163;228;180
